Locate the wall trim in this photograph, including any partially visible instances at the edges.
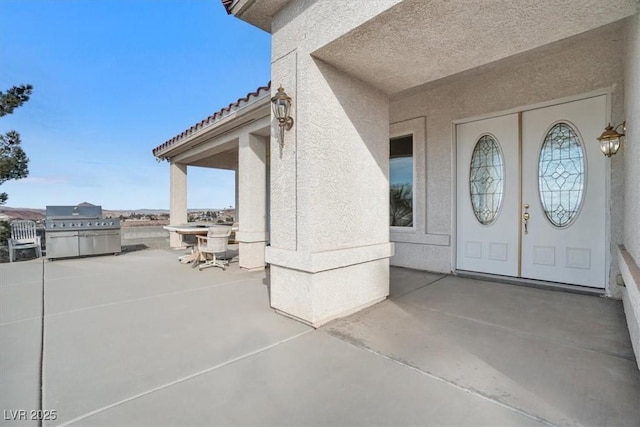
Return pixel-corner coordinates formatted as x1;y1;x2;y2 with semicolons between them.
617;245;640;370
451;87;613;126
266;242;394;273
236;231;269;243
391;232;450;246
390;116;425;233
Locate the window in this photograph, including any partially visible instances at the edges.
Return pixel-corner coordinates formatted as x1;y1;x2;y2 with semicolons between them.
469;134;504;225
538;122;585;227
390;135;413;227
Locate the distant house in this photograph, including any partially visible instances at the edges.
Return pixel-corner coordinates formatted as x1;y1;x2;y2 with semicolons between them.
154;0;640;367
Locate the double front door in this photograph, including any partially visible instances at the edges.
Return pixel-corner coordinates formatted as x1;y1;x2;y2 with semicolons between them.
456;95;607;288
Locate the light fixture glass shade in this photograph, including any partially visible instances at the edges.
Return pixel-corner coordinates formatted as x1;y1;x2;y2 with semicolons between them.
597;123;625;157
274;102;288;120
271;86;291;121
599;136;620;157
270;85;294;147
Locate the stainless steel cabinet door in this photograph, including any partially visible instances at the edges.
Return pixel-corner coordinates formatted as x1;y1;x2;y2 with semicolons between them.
46;232;80;258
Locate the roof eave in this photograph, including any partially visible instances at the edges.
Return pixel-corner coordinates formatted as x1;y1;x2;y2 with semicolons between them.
222;0;291;33
153;83;271;160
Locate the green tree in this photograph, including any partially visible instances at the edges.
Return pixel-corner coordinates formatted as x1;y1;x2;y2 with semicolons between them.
0;84;32;246
0;84;33;205
390;183;413;227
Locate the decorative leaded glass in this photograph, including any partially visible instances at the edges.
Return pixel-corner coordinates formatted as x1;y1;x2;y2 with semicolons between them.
469;135;504;225
538;123;585;227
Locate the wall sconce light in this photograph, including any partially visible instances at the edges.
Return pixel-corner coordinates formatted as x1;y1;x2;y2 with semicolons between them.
597;121;625;157
271;85;294;146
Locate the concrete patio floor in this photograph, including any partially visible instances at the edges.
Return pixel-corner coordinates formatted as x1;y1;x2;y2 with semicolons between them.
1;249;638;426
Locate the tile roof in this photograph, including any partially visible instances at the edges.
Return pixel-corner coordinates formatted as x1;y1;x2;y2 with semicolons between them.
221;0;233;14
153;82;271;158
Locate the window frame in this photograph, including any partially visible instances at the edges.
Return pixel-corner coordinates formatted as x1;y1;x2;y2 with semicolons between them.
389;134;415;228
389;118;422;233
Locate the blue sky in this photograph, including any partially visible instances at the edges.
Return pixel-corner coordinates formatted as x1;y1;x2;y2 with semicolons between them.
0;0;270;210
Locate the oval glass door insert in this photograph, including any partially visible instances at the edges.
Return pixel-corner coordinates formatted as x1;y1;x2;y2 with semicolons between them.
469;135;504;225
538;122;585;227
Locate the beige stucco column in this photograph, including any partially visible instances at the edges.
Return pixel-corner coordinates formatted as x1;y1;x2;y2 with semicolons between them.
169;162;188;247
236;133;268;270
266;52;393;327
234;169;239;224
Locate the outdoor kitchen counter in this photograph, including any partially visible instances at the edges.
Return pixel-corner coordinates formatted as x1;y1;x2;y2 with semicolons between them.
45;205;121;260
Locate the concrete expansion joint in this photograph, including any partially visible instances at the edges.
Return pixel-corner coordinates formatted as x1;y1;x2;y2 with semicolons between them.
1;278;45;287
55;329;315;426
388;275;448;300
0;315;44;327
323;332;557;427
38;277;259;320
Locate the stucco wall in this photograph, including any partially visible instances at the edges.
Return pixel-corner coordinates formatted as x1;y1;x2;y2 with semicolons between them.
622;12;640;370
624;15;640;263
271;0;395;256
267;0;396;325
304;59;390;252
389;22;626;292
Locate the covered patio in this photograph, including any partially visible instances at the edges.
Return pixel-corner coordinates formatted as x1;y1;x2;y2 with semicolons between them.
153;83;271;272
2;250;638;426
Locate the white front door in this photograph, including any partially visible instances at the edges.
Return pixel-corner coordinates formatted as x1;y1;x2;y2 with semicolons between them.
456;95;607;288
456;113;520;277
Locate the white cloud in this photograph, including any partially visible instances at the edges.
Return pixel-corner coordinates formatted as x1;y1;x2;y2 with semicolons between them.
19;176;68;185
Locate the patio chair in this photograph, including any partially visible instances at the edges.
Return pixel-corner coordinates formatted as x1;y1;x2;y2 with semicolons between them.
8;220;42;263
195;226;232;271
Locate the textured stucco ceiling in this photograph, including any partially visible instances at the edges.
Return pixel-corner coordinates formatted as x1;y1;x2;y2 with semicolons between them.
191;147;239;170
312;0;638;96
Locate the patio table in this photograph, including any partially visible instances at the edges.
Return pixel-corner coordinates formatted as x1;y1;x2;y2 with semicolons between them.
163;225;210;264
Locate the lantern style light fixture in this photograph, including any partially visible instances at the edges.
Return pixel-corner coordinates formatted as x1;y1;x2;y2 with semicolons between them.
597;121;625;157
271;85;294;146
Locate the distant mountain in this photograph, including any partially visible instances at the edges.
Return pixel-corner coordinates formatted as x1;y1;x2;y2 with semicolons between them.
102;209;170;217
1;206;233;220
0;208;45;221
102;208;231;216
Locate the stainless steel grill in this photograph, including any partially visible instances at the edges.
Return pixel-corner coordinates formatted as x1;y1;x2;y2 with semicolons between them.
45;205;121;259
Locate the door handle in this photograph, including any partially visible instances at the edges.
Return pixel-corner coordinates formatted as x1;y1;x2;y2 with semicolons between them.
523;204;530;235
